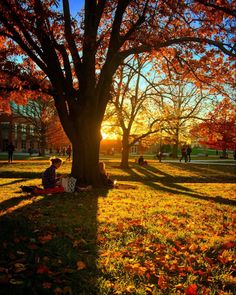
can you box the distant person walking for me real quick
[186,145,192,162]
[66,145,72,161]
[179,145,187,163]
[6,142,15,163]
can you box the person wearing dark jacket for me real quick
[42,158,63,189]
[6,142,15,163]
[186,145,192,162]
[179,145,187,162]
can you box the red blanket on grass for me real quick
[33,186,64,195]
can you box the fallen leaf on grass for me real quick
[73,238,87,247]
[38,234,53,244]
[14,263,26,273]
[223,241,236,249]
[185,284,198,295]
[76,261,86,270]
[37,264,49,274]
[16,251,25,255]
[158,274,168,289]
[125,285,135,292]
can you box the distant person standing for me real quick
[66,145,72,161]
[6,142,15,163]
[179,145,187,163]
[186,145,192,162]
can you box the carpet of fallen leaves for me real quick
[0,160,235,294]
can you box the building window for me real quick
[30,125,34,135]
[21,124,27,133]
[1,122,10,139]
[14,123,18,139]
[130,145,138,154]
[21,124,27,140]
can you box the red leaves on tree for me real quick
[191,98,236,151]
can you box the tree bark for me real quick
[120,130,130,168]
[68,114,103,186]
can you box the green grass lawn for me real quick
[0,159,235,294]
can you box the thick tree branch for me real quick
[195,0,236,17]
[62,0,82,82]
[107,0,131,55]
[0,15,48,73]
[120,0,149,45]
[120,37,236,58]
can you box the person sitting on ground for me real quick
[138,155,148,166]
[42,158,65,190]
[99,161,116,187]
[21,158,65,194]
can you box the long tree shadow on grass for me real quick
[0,189,107,295]
[118,163,236,206]
[0,171,43,179]
[114,161,236,183]
[169,162,236,183]
[118,163,199,194]
[0,179,29,187]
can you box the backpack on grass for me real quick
[20,185,42,193]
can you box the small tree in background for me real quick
[191,98,236,157]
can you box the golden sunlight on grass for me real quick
[0,160,235,294]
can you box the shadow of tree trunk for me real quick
[0,190,106,294]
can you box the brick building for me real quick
[0,112,38,152]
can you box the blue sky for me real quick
[56,0,84,16]
[69,0,84,14]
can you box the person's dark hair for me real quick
[50,158,62,165]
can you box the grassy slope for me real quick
[0,159,235,294]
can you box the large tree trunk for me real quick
[70,116,103,187]
[120,131,130,168]
[53,61,119,187]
